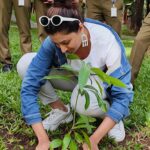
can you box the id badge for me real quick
[111,7,117,17]
[18,0,25,6]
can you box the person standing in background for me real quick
[86,0,124,36]
[32,0,50,42]
[0,0,50,72]
[130,12,150,85]
[0,0,32,72]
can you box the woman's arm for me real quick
[21,37,56,125]
[82,117,115,150]
[90,116,115,144]
[32,123,50,150]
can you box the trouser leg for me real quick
[102,0,123,36]
[86,0,103,21]
[34,0,48,42]
[130,13,150,83]
[86,0,123,35]
[13,0,32,54]
[17,53,77,105]
[71,76,109,119]
[0,0,12,64]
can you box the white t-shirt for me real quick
[68,22,121,75]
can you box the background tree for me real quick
[134,0,144,32]
[123,0,144,33]
[146,0,150,15]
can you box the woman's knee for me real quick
[17,52,37,79]
[70,85,103,117]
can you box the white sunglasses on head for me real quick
[39,15,79,27]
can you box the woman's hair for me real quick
[44,0,84,35]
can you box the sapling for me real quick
[44,54,126,150]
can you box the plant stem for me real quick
[72,90,80,129]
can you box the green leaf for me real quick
[50,139,62,150]
[91,67,111,84]
[91,67,126,88]
[146,112,150,127]
[62,133,71,150]
[75,117,86,126]
[61,64,77,73]
[101,102,107,112]
[69,139,78,150]
[78,62,91,92]
[83,90,90,110]
[84,85,106,111]
[82,131,91,150]
[88,89,107,112]
[43,75,72,81]
[84,84,99,93]
[73,124,88,129]
[75,115,89,125]
[73,124,95,130]
[74,115,96,134]
[66,53,80,60]
[74,132,84,144]
[94,78,103,95]
[108,76,126,88]
[88,117,96,123]
[76,115,96,124]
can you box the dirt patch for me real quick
[0,127,150,149]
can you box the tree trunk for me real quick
[130,0,144,33]
[135,0,144,32]
[146,0,150,15]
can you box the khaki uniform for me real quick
[130,12,150,84]
[0,0,48,65]
[86,0,123,35]
[0,0,32,64]
[34,0,48,42]
[79,0,86,17]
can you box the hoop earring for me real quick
[81,33,88,47]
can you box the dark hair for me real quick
[44,0,84,35]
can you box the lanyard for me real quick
[112,0,116,4]
[112,0,116,7]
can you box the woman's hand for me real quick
[35,140,50,150]
[32,123,50,150]
[82,137,99,150]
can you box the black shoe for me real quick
[2,64,13,72]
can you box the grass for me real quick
[0,25,150,149]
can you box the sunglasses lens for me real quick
[40,17,49,26]
[52,16,61,26]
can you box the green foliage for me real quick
[78,62,91,92]
[91,68,126,88]
[74,132,83,144]
[50,139,62,150]
[123,0,133,4]
[74,115,96,134]
[61,64,78,73]
[81,131,91,149]
[84,85,107,112]
[45,54,126,149]
[81,89,90,110]
[0,136,7,150]
[62,133,71,150]
[69,139,78,150]
[146,112,150,127]
[66,53,80,60]
[44,74,72,81]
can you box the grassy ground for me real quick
[0,25,150,150]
